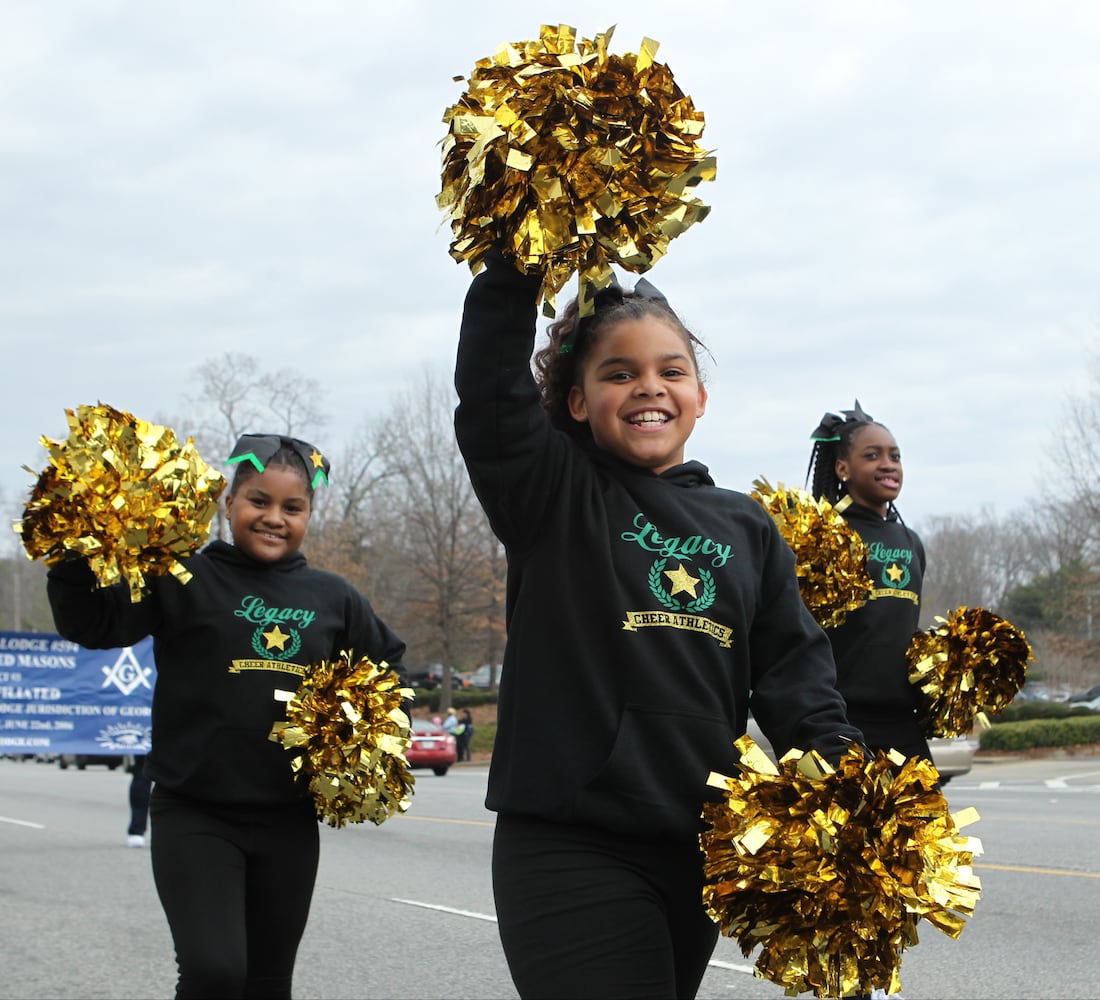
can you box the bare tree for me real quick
[372,369,505,708]
[1052,357,1100,555]
[306,418,398,596]
[0,491,53,632]
[157,353,330,540]
[918,501,1082,622]
[257,367,329,441]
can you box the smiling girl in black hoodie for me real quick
[455,252,864,1000]
[807,402,929,766]
[47,434,406,1000]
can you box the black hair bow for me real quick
[808,399,874,442]
[226,434,331,488]
[560,275,671,354]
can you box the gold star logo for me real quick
[310,450,325,469]
[263,625,291,651]
[664,563,700,598]
[886,563,904,583]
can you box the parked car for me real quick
[744,716,976,783]
[1017,681,1074,702]
[407,665,465,690]
[460,664,502,690]
[406,719,457,776]
[1067,684,1100,711]
[57,754,125,771]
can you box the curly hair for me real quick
[532,289,706,438]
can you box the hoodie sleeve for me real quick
[453,251,573,549]
[746,515,865,763]
[342,583,408,686]
[46,558,163,649]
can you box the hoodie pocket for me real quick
[570,705,734,840]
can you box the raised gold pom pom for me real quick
[17,403,225,602]
[438,24,716,314]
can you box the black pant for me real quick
[492,813,719,1000]
[150,787,319,999]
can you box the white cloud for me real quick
[2,0,1098,542]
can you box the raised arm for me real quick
[453,252,570,547]
[47,558,162,649]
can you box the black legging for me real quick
[150,787,320,999]
[492,813,719,1000]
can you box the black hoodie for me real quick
[827,499,927,756]
[47,540,407,805]
[454,253,862,842]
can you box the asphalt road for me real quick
[1,754,1097,999]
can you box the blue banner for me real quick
[0,631,155,755]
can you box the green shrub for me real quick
[992,700,1097,723]
[979,715,1100,751]
[471,723,496,755]
[409,689,498,713]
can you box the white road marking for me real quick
[1049,769,1100,789]
[391,897,498,922]
[0,815,44,829]
[391,897,759,978]
[706,958,757,976]
[956,781,1100,793]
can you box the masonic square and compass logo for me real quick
[101,646,154,697]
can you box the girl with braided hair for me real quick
[455,249,864,999]
[807,401,932,771]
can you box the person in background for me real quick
[442,707,458,735]
[806,401,930,770]
[454,249,864,1000]
[47,433,407,1000]
[126,754,153,848]
[456,707,475,762]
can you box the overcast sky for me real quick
[3,1,1098,548]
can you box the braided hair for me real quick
[532,281,706,438]
[805,401,890,505]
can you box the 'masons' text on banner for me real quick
[0,631,154,755]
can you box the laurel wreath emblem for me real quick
[251,627,302,661]
[647,559,717,613]
[881,561,911,590]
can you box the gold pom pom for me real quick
[438,23,716,314]
[701,736,982,998]
[16,403,225,602]
[269,651,415,828]
[907,606,1033,738]
[751,478,873,628]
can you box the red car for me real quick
[406,719,457,776]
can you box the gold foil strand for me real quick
[438,24,716,314]
[269,651,415,827]
[700,735,982,998]
[907,606,1032,738]
[16,403,225,602]
[751,478,873,629]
